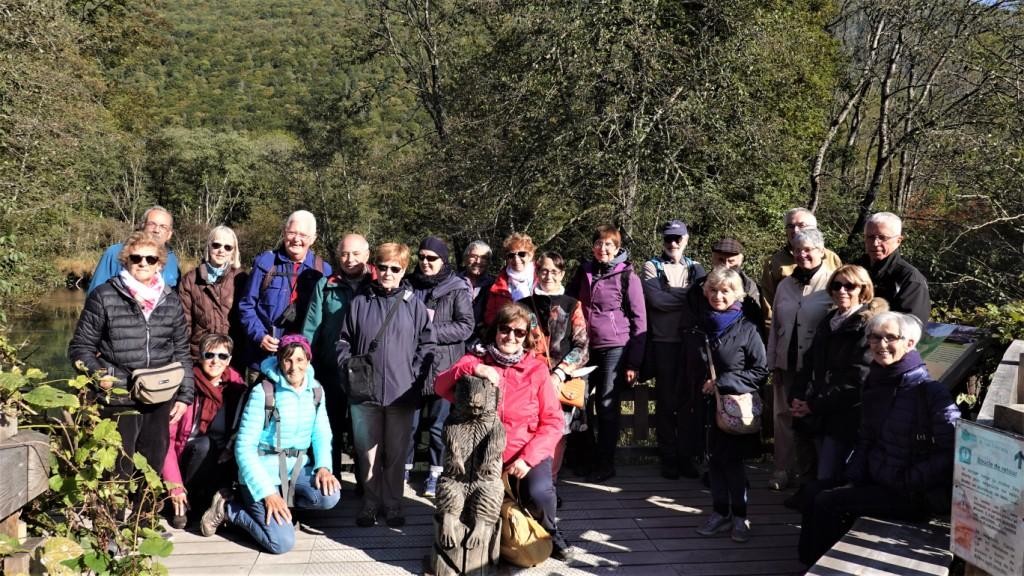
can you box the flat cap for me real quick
[712,237,744,254]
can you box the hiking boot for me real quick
[423,474,439,498]
[768,471,789,491]
[200,490,229,537]
[731,516,751,543]
[551,531,578,562]
[356,507,377,527]
[384,507,405,528]
[696,512,732,536]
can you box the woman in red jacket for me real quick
[435,302,575,562]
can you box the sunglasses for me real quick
[210,242,234,252]
[505,251,529,260]
[203,352,231,361]
[867,333,904,344]
[375,263,404,274]
[498,325,528,339]
[418,253,441,263]
[663,235,684,244]
[829,281,859,292]
[128,254,159,265]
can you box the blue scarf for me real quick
[700,302,743,341]
[868,349,926,388]
[205,261,228,284]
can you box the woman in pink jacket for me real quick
[435,302,575,562]
[163,333,246,529]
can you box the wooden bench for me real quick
[808,516,953,576]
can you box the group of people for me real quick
[67,204,960,565]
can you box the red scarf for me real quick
[193,367,243,435]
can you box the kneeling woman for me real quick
[199,335,340,554]
[435,303,575,561]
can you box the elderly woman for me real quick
[765,228,836,492]
[163,334,246,529]
[458,240,495,327]
[178,226,247,364]
[798,312,960,564]
[436,303,575,561]
[790,265,887,489]
[518,251,589,484]
[406,236,474,497]
[238,210,332,372]
[566,224,647,483]
[336,243,435,528]
[199,335,339,554]
[688,267,768,543]
[482,233,536,327]
[69,231,194,485]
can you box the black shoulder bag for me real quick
[345,293,405,403]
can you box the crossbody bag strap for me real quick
[368,292,405,352]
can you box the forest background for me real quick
[1,0,1022,328]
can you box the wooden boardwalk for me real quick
[164,463,807,576]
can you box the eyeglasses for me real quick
[145,221,171,232]
[466,254,489,262]
[867,333,904,344]
[866,234,899,244]
[128,254,159,265]
[785,222,812,230]
[203,352,231,361]
[506,251,529,260]
[375,263,404,274]
[663,235,684,244]
[537,268,562,276]
[418,253,441,263]
[498,325,528,339]
[285,231,313,241]
[210,242,234,252]
[829,281,859,292]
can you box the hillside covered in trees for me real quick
[1,0,1022,318]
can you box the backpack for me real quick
[259,254,327,296]
[646,256,698,287]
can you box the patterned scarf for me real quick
[506,264,535,302]
[119,269,165,320]
[205,261,228,284]
[486,344,525,366]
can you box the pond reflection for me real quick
[6,289,85,379]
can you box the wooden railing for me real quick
[0,421,51,574]
[976,339,1024,433]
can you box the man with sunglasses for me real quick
[856,212,930,324]
[88,205,181,294]
[641,220,706,479]
[759,208,842,335]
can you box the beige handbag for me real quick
[131,362,184,404]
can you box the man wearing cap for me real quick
[642,220,706,479]
[710,237,762,327]
[759,208,842,334]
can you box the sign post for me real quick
[951,419,1024,576]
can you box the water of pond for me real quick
[5,289,85,380]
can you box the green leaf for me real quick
[95,447,117,471]
[82,551,108,572]
[23,384,79,409]
[24,368,47,380]
[92,419,120,444]
[49,475,64,491]
[138,536,173,558]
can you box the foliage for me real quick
[933,300,1024,394]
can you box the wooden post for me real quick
[0,431,51,520]
[432,520,499,576]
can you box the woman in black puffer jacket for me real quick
[69,231,194,482]
[405,236,475,497]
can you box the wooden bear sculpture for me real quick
[432,374,506,576]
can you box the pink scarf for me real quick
[119,270,165,320]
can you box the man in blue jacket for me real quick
[87,206,180,293]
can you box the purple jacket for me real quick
[567,251,647,370]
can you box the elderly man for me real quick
[302,233,375,474]
[642,219,706,479]
[760,208,842,333]
[856,212,930,323]
[458,240,495,329]
[87,206,180,293]
[710,237,762,326]
[239,210,331,372]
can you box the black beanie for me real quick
[419,236,450,263]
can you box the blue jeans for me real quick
[227,466,341,554]
[589,346,624,468]
[816,435,852,484]
[407,395,450,473]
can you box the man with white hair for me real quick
[87,206,180,293]
[857,212,930,323]
[760,208,842,334]
[238,210,332,371]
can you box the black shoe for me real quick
[660,464,680,480]
[571,465,591,478]
[171,514,187,530]
[556,495,563,509]
[586,464,615,483]
[356,507,376,527]
[679,461,700,479]
[551,532,578,562]
[783,486,807,510]
[700,471,710,488]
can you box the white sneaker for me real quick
[696,512,732,536]
[731,517,751,543]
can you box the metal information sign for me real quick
[951,419,1024,576]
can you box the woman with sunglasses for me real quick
[162,333,246,529]
[406,236,475,497]
[789,265,887,496]
[482,233,536,328]
[336,242,435,528]
[178,225,247,365]
[435,302,576,561]
[69,231,194,490]
[798,312,959,565]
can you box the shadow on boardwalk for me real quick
[164,463,806,576]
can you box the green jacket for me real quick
[302,272,371,386]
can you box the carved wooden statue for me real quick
[432,375,506,576]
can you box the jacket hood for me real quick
[586,247,632,275]
[259,355,318,389]
[425,269,469,298]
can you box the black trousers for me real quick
[508,457,559,534]
[178,435,234,512]
[798,483,929,565]
[107,400,173,480]
[652,341,702,467]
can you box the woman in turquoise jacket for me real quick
[198,334,340,554]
